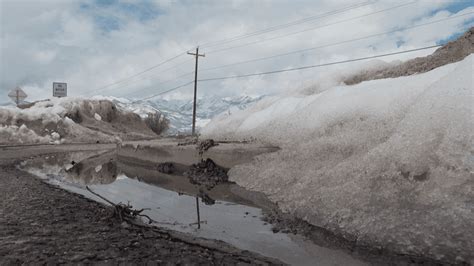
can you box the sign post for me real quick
[8,87,28,106]
[53,82,67,98]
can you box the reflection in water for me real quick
[21,152,366,266]
[23,151,256,227]
[65,153,118,185]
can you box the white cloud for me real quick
[0,0,472,103]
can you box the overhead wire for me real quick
[85,1,377,96]
[199,12,473,72]
[92,1,471,101]
[198,45,441,82]
[94,59,194,96]
[131,81,194,103]
[120,70,195,98]
[84,51,191,95]
[204,1,417,54]
[198,1,375,48]
[99,1,415,97]
[131,44,441,102]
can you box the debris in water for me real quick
[185,158,228,189]
[157,162,175,174]
[86,186,154,225]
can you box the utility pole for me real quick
[187,47,205,136]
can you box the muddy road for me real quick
[0,143,281,265]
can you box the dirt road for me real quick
[0,143,281,264]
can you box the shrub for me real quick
[144,111,169,135]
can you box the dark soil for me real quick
[0,156,281,265]
[185,158,229,189]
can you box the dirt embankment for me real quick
[0,148,281,265]
[344,27,473,85]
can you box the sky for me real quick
[0,0,473,104]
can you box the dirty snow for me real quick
[0,97,158,145]
[203,55,474,262]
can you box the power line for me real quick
[199,12,473,72]
[84,2,376,97]
[96,59,194,96]
[132,81,194,103]
[84,51,190,95]
[131,45,440,102]
[116,10,468,99]
[204,1,416,54]
[90,3,377,96]
[82,1,410,97]
[199,1,375,48]
[99,11,471,99]
[198,45,441,82]
[120,70,195,98]
[113,3,426,98]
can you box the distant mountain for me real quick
[96,95,265,134]
[143,95,265,134]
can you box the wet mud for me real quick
[0,160,279,265]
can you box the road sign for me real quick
[53,82,67,97]
[8,87,27,105]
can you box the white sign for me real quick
[53,82,67,97]
[8,87,27,105]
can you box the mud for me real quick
[0,147,282,265]
[197,139,218,155]
[185,158,229,189]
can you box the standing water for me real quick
[20,150,366,266]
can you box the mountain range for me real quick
[107,95,265,134]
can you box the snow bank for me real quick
[0,97,159,145]
[203,55,474,262]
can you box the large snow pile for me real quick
[203,55,473,262]
[0,97,162,145]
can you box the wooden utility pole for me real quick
[195,196,201,229]
[187,47,205,135]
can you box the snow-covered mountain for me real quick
[94,95,265,134]
[143,95,265,134]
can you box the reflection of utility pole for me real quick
[187,47,205,136]
[195,196,201,229]
[15,90,19,105]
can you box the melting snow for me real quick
[203,55,474,262]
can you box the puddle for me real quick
[20,151,366,266]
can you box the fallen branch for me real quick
[86,186,154,224]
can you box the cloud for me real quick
[1,0,473,103]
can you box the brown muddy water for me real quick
[19,150,367,266]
